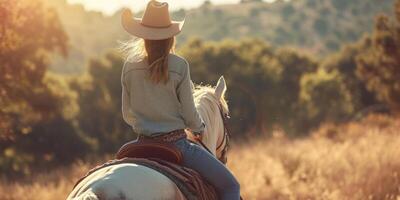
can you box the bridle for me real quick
[194,103,231,164]
[216,102,231,164]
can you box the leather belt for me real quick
[138,129,186,143]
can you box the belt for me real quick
[138,129,187,143]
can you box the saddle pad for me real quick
[73,158,218,200]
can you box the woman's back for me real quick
[120,2,240,199]
[122,53,202,136]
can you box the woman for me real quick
[120,1,240,199]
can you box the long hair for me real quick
[120,37,175,84]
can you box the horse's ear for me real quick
[214,76,227,99]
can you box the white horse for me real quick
[68,76,230,200]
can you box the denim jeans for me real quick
[173,138,240,200]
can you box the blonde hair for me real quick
[120,37,175,84]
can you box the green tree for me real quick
[71,52,132,153]
[240,0,262,3]
[300,69,354,129]
[331,0,350,10]
[180,38,318,135]
[281,4,295,19]
[0,0,67,137]
[322,41,380,115]
[180,38,276,135]
[313,18,329,36]
[273,48,319,134]
[0,0,90,175]
[356,0,400,111]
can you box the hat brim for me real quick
[121,9,184,40]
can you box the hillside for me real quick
[183,0,393,53]
[44,0,394,74]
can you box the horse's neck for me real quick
[196,104,221,156]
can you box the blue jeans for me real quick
[173,138,240,200]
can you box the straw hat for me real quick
[121,0,184,40]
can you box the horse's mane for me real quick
[192,84,228,155]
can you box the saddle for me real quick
[116,129,186,164]
[116,140,183,164]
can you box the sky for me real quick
[67,0,275,16]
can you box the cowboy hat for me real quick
[121,0,185,40]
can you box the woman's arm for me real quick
[121,64,135,126]
[177,61,205,134]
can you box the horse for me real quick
[67,76,230,200]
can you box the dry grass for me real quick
[0,161,91,200]
[1,115,400,200]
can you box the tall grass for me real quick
[1,115,399,200]
[229,115,400,200]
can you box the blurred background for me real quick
[1,0,400,199]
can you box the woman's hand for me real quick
[186,128,203,141]
[193,132,203,141]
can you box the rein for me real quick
[217,103,231,164]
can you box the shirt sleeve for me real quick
[177,61,205,134]
[121,64,135,127]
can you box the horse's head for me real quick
[191,76,230,163]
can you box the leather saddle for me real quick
[116,140,183,165]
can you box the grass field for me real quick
[1,115,399,200]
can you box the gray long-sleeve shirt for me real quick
[121,53,205,136]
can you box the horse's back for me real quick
[68,163,184,200]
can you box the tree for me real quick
[240,0,262,3]
[356,0,400,112]
[179,38,319,136]
[179,38,277,135]
[331,0,350,10]
[300,69,354,129]
[71,52,132,153]
[203,0,212,6]
[273,48,319,134]
[322,41,380,114]
[0,0,67,137]
[313,18,329,36]
[0,0,91,176]
[281,4,295,19]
